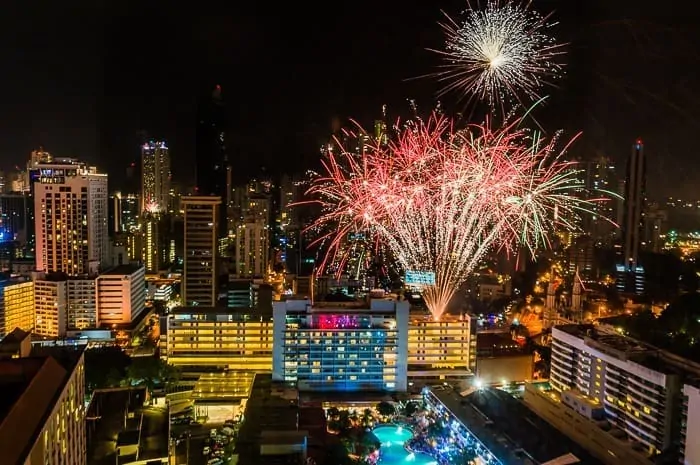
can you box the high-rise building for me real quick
[617,140,646,294]
[584,156,619,247]
[33,159,108,275]
[195,85,228,242]
[235,221,268,277]
[140,140,170,213]
[142,212,163,273]
[621,140,646,269]
[183,196,221,306]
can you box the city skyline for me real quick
[0,0,699,198]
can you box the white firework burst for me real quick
[433,1,565,109]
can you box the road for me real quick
[172,423,235,465]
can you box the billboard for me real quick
[405,270,436,287]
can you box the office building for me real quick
[195,85,228,241]
[141,211,163,273]
[272,299,409,392]
[0,278,34,337]
[407,311,476,383]
[161,306,273,373]
[549,324,700,460]
[96,264,146,326]
[140,140,170,213]
[0,330,86,465]
[183,196,221,306]
[33,159,108,275]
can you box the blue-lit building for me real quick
[272,299,408,392]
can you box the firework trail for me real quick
[305,113,603,319]
[431,1,565,110]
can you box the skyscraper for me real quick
[183,196,221,306]
[196,85,228,241]
[616,139,646,295]
[33,159,108,275]
[621,140,646,270]
[141,140,170,213]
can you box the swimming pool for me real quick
[372,425,437,465]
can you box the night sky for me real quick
[1,0,698,197]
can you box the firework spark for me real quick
[432,1,565,109]
[306,114,602,320]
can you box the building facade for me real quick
[550,324,699,460]
[96,265,146,326]
[0,278,34,337]
[183,196,221,306]
[33,159,108,275]
[272,299,409,392]
[140,140,170,213]
[407,311,476,382]
[161,306,273,373]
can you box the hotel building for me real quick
[32,158,108,275]
[549,324,700,461]
[161,306,273,374]
[407,310,476,382]
[272,299,408,392]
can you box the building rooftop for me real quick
[554,324,700,378]
[235,374,302,464]
[430,386,602,465]
[0,343,85,465]
[100,264,144,275]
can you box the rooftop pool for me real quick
[372,425,437,465]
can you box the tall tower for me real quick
[621,140,646,270]
[183,196,221,306]
[195,85,228,242]
[140,140,170,213]
[33,158,108,275]
[616,139,646,295]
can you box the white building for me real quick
[96,264,146,326]
[34,277,68,338]
[550,324,700,460]
[33,159,108,275]
[272,299,409,392]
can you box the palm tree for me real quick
[376,401,395,418]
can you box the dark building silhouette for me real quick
[196,84,229,241]
[616,139,646,295]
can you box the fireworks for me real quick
[306,114,599,320]
[432,1,564,108]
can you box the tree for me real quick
[126,356,180,391]
[84,346,130,391]
[376,401,395,418]
[360,409,374,428]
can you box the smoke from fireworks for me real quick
[432,1,565,109]
[306,114,602,319]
